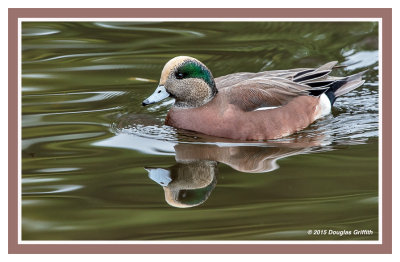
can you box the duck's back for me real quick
[215,68,307,89]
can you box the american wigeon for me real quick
[142,56,366,140]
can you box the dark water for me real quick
[21,21,379,240]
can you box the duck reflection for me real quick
[145,135,326,208]
[146,160,217,208]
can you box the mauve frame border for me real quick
[8,8,392,254]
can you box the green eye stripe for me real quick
[178,61,214,87]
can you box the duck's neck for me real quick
[173,88,218,108]
[174,93,216,108]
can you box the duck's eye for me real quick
[175,72,184,79]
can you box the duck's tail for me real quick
[293,61,367,106]
[324,70,367,105]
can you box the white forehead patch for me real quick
[159,56,201,84]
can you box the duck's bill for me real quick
[145,167,172,186]
[142,85,170,106]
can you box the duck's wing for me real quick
[215,61,339,89]
[224,77,324,111]
[215,69,305,89]
[220,61,344,111]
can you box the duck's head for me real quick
[142,56,217,108]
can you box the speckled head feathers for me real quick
[158,56,218,108]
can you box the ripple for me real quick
[49,64,138,72]
[22,132,105,150]
[343,50,379,70]
[23,184,83,195]
[22,177,61,184]
[23,91,125,104]
[22,51,134,64]
[22,28,60,37]
[94,132,176,156]
[22,73,55,79]
[93,22,205,37]
[36,167,81,173]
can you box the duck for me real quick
[142,56,366,141]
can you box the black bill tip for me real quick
[142,99,149,106]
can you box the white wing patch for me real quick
[253,106,279,111]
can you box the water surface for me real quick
[21,21,379,240]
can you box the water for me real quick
[21,21,379,240]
